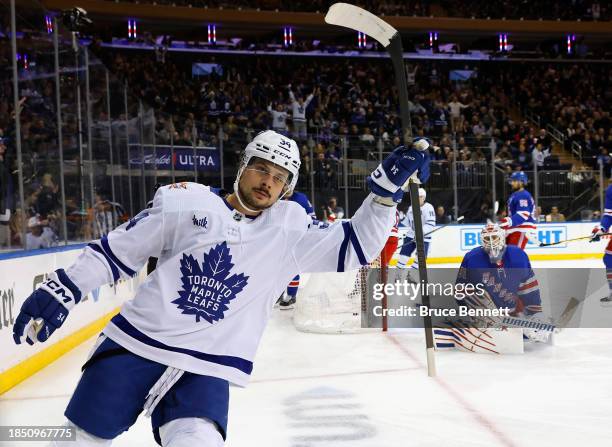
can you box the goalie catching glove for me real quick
[367,139,430,204]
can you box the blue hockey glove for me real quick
[417,149,431,184]
[367,142,430,201]
[13,269,82,345]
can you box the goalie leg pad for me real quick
[434,324,524,354]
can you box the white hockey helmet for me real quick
[418,188,426,199]
[481,223,506,263]
[233,131,301,211]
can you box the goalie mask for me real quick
[481,223,506,264]
[234,130,301,212]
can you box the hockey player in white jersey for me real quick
[12,130,430,447]
[397,187,435,282]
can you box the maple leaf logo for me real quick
[171,242,249,323]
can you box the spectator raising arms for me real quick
[321,196,345,222]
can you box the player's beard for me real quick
[238,183,276,212]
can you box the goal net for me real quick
[293,256,386,333]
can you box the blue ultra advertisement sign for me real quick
[460,225,568,251]
[128,145,220,172]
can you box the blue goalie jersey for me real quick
[456,245,542,316]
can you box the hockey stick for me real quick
[556,297,581,328]
[396,216,464,252]
[539,232,612,247]
[325,3,436,377]
[487,297,580,334]
[424,215,464,237]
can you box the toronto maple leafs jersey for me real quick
[402,202,435,242]
[64,182,395,386]
[599,184,612,232]
[506,189,536,235]
[288,90,314,122]
[288,191,315,218]
[456,246,542,316]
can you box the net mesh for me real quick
[293,256,382,333]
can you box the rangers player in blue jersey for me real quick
[12,130,430,447]
[278,189,316,308]
[498,171,537,250]
[591,182,612,306]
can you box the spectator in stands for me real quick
[82,1,612,21]
[25,215,56,250]
[111,1,430,15]
[494,145,513,167]
[35,174,60,219]
[472,119,486,137]
[362,126,376,144]
[288,85,316,142]
[516,145,532,170]
[268,102,289,135]
[9,209,24,248]
[436,205,452,224]
[313,152,335,189]
[321,196,344,222]
[93,193,126,238]
[597,148,611,177]
[532,143,550,167]
[447,96,469,132]
[546,206,566,222]
[568,165,594,186]
[536,129,551,151]
[0,137,11,247]
[324,143,342,162]
[442,0,609,21]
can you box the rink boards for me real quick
[395,221,605,264]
